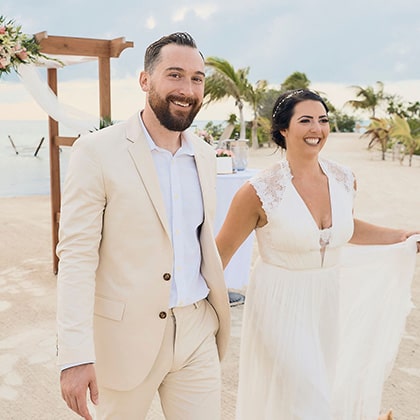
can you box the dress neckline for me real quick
[281,158,333,232]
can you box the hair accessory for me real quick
[272,89,305,119]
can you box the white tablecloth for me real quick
[215,169,258,289]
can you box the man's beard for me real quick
[148,87,202,132]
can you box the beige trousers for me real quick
[96,299,221,420]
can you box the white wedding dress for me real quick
[236,158,419,420]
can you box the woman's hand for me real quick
[350,220,420,252]
[405,231,420,253]
[404,231,420,253]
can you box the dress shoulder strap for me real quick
[249,160,292,214]
[320,158,355,193]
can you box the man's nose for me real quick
[178,79,194,96]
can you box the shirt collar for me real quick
[138,111,195,156]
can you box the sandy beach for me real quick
[0,133,419,419]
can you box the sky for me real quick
[1,0,420,122]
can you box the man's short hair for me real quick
[144,32,202,73]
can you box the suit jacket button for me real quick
[159,311,167,319]
[163,273,171,281]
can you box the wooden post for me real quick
[35,33,133,273]
[47,68,61,274]
[98,57,111,120]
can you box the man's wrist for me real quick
[60,361,95,371]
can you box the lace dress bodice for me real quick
[250,158,355,269]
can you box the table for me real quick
[215,169,258,290]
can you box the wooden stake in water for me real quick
[34,137,45,157]
[8,135,19,155]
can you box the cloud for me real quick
[172,4,218,22]
[146,16,157,30]
[2,0,420,120]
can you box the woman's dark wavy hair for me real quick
[271,89,329,149]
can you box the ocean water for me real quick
[0,120,73,197]
[0,119,213,197]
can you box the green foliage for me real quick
[204,56,269,148]
[386,95,420,118]
[204,57,251,139]
[0,15,59,77]
[202,64,419,158]
[226,113,237,124]
[227,119,271,147]
[281,72,311,91]
[362,117,392,160]
[408,118,420,136]
[99,116,114,129]
[259,88,282,121]
[389,115,420,165]
[346,82,386,118]
[0,15,41,76]
[204,121,224,140]
[330,111,357,133]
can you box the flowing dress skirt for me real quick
[236,236,419,420]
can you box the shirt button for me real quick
[163,273,171,281]
[159,311,167,319]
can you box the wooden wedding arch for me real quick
[35,32,134,273]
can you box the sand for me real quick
[0,133,419,419]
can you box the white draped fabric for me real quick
[18,58,98,133]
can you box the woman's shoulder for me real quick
[251,159,291,185]
[249,160,292,212]
[320,157,355,192]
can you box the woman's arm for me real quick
[350,218,420,251]
[216,182,266,269]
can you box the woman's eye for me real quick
[299,119,311,124]
[320,118,330,124]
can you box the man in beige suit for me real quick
[56,32,230,420]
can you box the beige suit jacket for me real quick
[56,113,230,391]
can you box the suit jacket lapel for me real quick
[125,114,171,237]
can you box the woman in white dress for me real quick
[216,89,420,420]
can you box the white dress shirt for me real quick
[140,114,209,308]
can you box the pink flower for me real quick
[0,26,6,34]
[0,56,10,69]
[15,48,28,61]
[216,148,233,157]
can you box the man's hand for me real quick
[60,363,98,420]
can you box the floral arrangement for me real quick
[0,15,45,77]
[195,129,214,144]
[215,148,233,158]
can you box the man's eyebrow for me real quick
[165,66,184,72]
[165,67,205,77]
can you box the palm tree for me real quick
[204,57,251,139]
[362,117,392,160]
[346,81,385,118]
[245,79,268,149]
[281,71,310,91]
[390,115,420,166]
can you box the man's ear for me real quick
[139,71,149,92]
